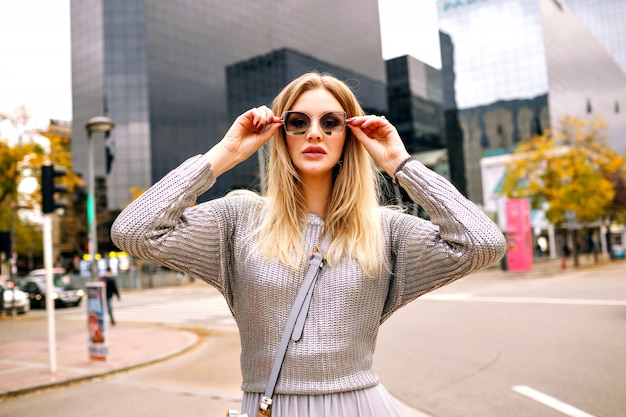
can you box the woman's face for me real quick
[284,88,347,180]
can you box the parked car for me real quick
[20,268,84,308]
[1,283,30,314]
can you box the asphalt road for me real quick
[2,261,625,417]
[375,263,626,417]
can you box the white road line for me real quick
[513,385,596,417]
[422,294,626,306]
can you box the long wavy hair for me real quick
[254,72,387,278]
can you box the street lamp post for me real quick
[85,116,115,280]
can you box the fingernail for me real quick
[347,117,355,122]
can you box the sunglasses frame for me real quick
[282,110,347,136]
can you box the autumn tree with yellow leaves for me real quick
[1,108,84,268]
[0,108,46,264]
[501,116,625,264]
[502,116,624,225]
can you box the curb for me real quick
[0,327,200,402]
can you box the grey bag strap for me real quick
[259,236,330,413]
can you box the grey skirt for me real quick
[240,383,405,417]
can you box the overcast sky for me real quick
[0,0,440,127]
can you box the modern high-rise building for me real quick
[565,0,626,74]
[437,0,626,206]
[70,0,385,211]
[385,55,459,193]
[385,56,445,155]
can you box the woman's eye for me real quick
[322,118,340,128]
[291,118,308,128]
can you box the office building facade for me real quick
[437,0,626,206]
[565,0,626,74]
[385,56,445,154]
[70,0,385,210]
[385,55,460,193]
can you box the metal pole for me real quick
[87,131,98,280]
[43,213,57,373]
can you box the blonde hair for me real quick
[254,72,386,278]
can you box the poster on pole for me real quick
[86,282,108,362]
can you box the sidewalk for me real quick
[467,253,619,280]
[0,256,621,414]
[0,320,432,416]
[0,320,198,400]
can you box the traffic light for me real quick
[42,165,69,214]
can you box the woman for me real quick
[111,72,506,416]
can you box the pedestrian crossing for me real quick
[115,297,237,328]
[63,294,237,329]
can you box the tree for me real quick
[606,165,626,225]
[0,110,83,270]
[0,108,46,270]
[0,108,46,229]
[501,116,624,265]
[38,119,83,196]
[39,120,91,263]
[0,140,45,209]
[502,116,623,225]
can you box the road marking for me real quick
[422,294,626,306]
[422,293,474,301]
[60,297,237,328]
[513,385,596,417]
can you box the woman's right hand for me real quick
[204,106,283,177]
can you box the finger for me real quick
[251,106,279,132]
[348,115,387,131]
[353,114,386,122]
[258,119,282,139]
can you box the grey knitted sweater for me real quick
[110,155,506,395]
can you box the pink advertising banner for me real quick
[505,199,533,272]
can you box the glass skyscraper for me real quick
[70,0,385,210]
[437,0,626,205]
[385,56,445,155]
[566,0,626,74]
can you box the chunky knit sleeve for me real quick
[381,159,506,321]
[110,155,235,297]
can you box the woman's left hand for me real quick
[347,115,411,177]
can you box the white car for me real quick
[21,268,84,308]
[2,284,30,314]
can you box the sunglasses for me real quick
[282,111,347,136]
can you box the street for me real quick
[376,261,626,416]
[1,260,625,417]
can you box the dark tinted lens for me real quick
[320,111,346,135]
[284,112,310,135]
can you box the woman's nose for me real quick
[305,119,323,141]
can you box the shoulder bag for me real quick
[227,236,329,417]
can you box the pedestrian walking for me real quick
[111,72,506,417]
[100,267,120,325]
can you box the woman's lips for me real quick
[303,146,326,158]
